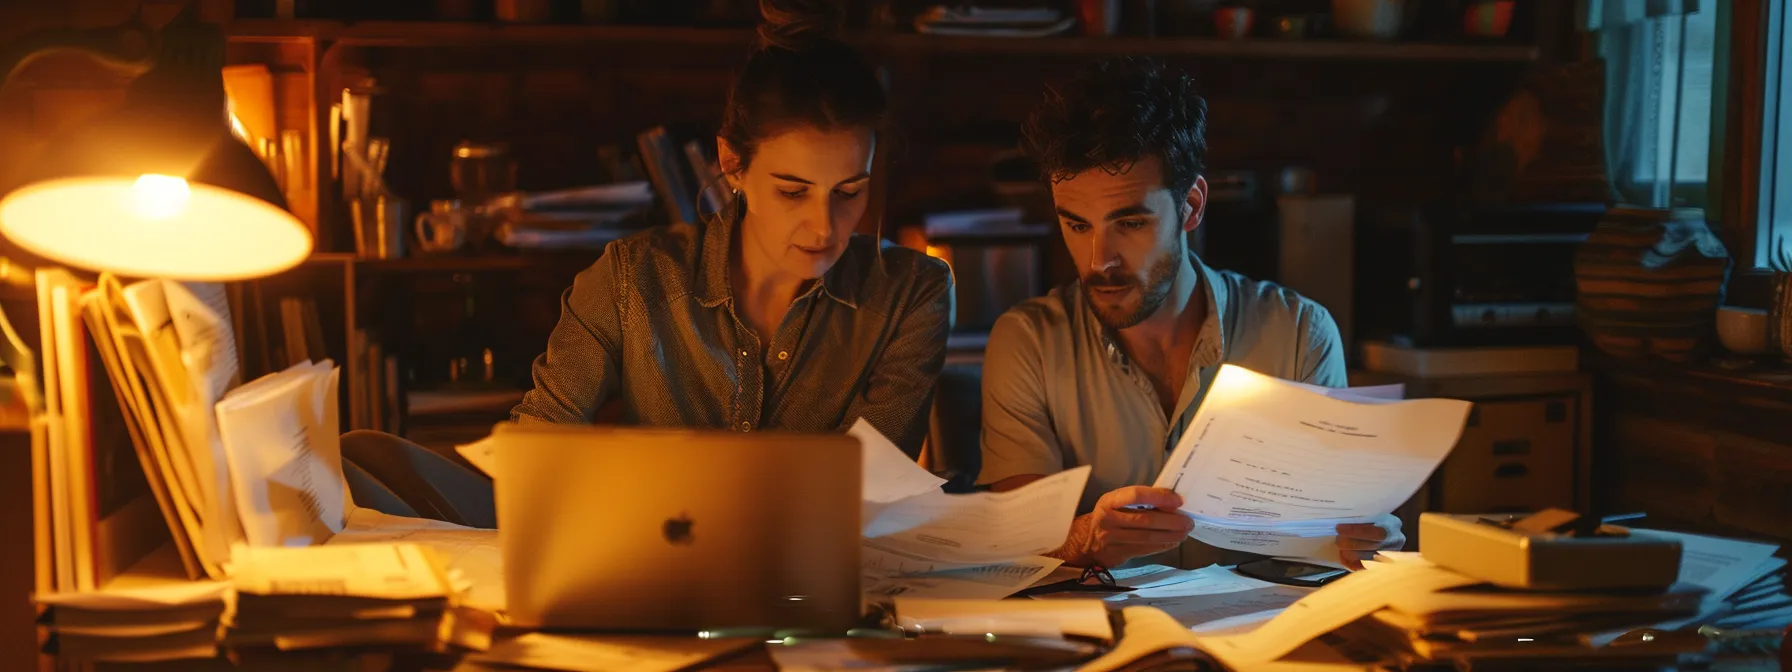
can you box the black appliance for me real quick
[1360,202,1607,348]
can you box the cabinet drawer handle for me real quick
[1493,464,1529,478]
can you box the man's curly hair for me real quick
[1020,57,1207,199]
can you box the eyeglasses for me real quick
[1013,565,1136,598]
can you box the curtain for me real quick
[1583,0,1704,207]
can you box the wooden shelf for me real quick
[226,19,755,46]
[873,33,1538,62]
[339,252,601,274]
[227,19,1539,62]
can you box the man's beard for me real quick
[1082,251,1180,331]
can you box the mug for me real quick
[351,193,408,259]
[1214,6,1254,39]
[415,200,469,254]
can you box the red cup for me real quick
[1214,6,1255,39]
[1463,0,1515,38]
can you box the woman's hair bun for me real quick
[756,0,845,52]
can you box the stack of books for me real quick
[1343,567,1709,665]
[36,559,228,664]
[227,543,459,654]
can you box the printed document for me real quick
[330,507,504,613]
[865,466,1089,565]
[861,540,1060,601]
[466,633,758,672]
[231,542,450,601]
[852,418,946,531]
[1153,366,1470,562]
[1197,561,1481,665]
[215,360,348,547]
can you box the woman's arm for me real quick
[839,263,953,458]
[511,248,626,424]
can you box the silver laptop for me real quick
[492,423,861,632]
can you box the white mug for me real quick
[415,200,468,253]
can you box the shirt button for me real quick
[777,351,789,361]
[739,350,748,358]
[739,421,752,432]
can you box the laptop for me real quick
[492,423,862,632]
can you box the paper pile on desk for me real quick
[462,633,759,672]
[1153,365,1470,564]
[1035,565,1314,635]
[328,507,505,614]
[227,542,459,653]
[35,551,229,663]
[1594,529,1789,639]
[1191,557,1709,669]
[851,419,1087,601]
[57,271,352,590]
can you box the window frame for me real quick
[1717,0,1774,307]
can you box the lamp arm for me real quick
[0,9,157,90]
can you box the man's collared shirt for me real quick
[977,252,1346,513]
[511,214,954,456]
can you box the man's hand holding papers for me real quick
[1153,365,1469,568]
[1047,486,1193,569]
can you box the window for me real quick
[1596,3,1719,209]
[1761,0,1792,269]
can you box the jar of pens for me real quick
[337,83,406,259]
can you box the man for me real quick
[978,57,1402,570]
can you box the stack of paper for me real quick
[1604,529,1789,636]
[462,633,758,672]
[1047,565,1314,636]
[227,543,458,653]
[36,564,229,664]
[327,507,505,614]
[851,420,1087,602]
[1346,580,1710,665]
[1152,365,1470,565]
[51,272,248,590]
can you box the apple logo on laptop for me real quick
[663,513,695,546]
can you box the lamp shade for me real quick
[0,175,311,282]
[0,14,312,281]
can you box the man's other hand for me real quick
[1052,486,1194,568]
[1335,514,1406,570]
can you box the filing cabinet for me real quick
[1348,371,1594,549]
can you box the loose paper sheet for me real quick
[893,597,1114,642]
[330,507,505,612]
[231,542,450,601]
[215,361,347,547]
[861,539,1060,601]
[1195,561,1481,665]
[464,633,757,672]
[1153,366,1469,562]
[866,466,1089,565]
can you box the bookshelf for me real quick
[226,19,1539,63]
[219,11,1555,446]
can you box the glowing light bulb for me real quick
[132,175,190,220]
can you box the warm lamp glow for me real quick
[0,176,312,281]
[132,174,191,220]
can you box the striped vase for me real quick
[1574,207,1731,362]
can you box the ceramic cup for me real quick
[1214,6,1254,39]
[1717,306,1774,355]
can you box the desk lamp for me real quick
[0,5,311,282]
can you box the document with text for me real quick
[865,466,1089,565]
[1153,366,1470,562]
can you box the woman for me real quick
[509,0,954,456]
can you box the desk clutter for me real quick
[21,268,1790,668]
